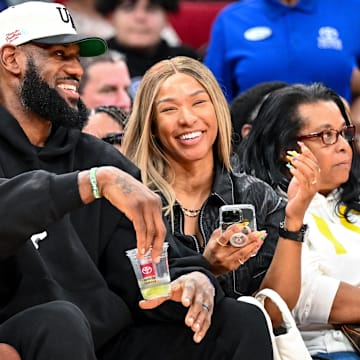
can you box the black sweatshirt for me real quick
[0,105,221,350]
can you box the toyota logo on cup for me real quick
[140,263,155,278]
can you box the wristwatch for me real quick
[278,221,308,242]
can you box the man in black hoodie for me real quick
[0,2,273,360]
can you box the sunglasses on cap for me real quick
[101,132,124,146]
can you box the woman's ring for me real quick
[202,303,210,312]
[216,238,227,247]
[311,179,317,185]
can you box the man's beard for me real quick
[20,59,89,129]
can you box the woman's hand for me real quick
[203,224,267,276]
[286,142,320,226]
[139,271,216,343]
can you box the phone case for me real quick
[219,204,257,231]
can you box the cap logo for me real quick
[5,29,21,43]
[56,6,76,31]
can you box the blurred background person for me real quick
[79,50,132,112]
[204,0,360,122]
[230,81,288,171]
[95,0,200,98]
[57,0,182,44]
[230,81,288,143]
[82,105,127,152]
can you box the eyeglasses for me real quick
[297,125,355,145]
[101,132,124,146]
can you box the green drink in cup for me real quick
[126,242,171,300]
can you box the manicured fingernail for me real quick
[297,141,305,148]
[257,230,267,241]
[287,150,299,157]
[286,163,293,170]
[286,155,297,162]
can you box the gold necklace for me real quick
[178,202,201,217]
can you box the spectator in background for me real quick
[237,83,360,358]
[230,81,288,144]
[79,50,132,112]
[57,0,182,44]
[204,0,360,122]
[95,0,199,98]
[83,105,127,152]
[230,81,288,172]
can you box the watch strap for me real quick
[279,221,308,242]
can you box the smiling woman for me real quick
[122,56,320,332]
[153,72,219,165]
[237,82,360,359]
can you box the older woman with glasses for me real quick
[238,82,360,359]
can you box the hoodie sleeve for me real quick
[0,170,82,259]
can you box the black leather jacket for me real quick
[167,163,286,298]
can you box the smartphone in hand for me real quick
[219,204,257,247]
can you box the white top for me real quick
[292,190,360,355]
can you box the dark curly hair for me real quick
[95,0,179,15]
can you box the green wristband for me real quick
[89,167,101,199]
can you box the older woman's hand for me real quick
[139,271,215,343]
[286,142,320,223]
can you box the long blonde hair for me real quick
[122,56,232,216]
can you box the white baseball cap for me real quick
[0,1,107,57]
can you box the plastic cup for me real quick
[126,242,171,300]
